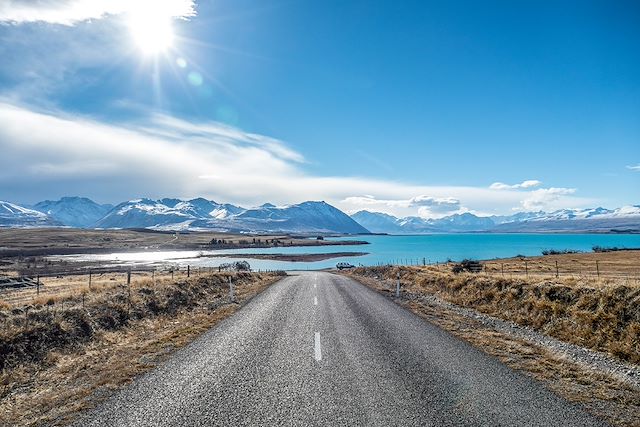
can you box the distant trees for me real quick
[592,245,640,253]
[541,249,580,255]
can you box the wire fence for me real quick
[361,256,640,282]
[2,253,639,307]
[0,264,284,308]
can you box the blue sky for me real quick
[0,0,638,217]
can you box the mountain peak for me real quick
[31,197,112,228]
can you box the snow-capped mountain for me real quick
[0,201,61,227]
[351,211,406,233]
[94,199,367,234]
[351,206,640,234]
[94,198,245,229]
[31,197,113,228]
[224,201,369,234]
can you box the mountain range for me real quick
[0,197,367,234]
[351,206,640,234]
[0,197,638,234]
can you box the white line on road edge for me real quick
[314,296,318,306]
[314,332,322,361]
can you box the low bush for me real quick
[452,259,482,274]
[592,246,640,253]
[541,249,581,255]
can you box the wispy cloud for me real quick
[0,101,594,215]
[0,0,196,25]
[627,164,640,172]
[519,187,576,211]
[489,180,542,190]
[342,195,463,218]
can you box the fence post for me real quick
[501,263,504,277]
[127,269,131,285]
[596,260,600,278]
[555,260,559,278]
[36,274,40,296]
[187,265,190,278]
[229,276,235,303]
[88,269,92,290]
[396,272,400,298]
[525,260,528,278]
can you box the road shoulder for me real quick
[342,271,640,427]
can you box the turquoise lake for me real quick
[207,234,640,270]
[59,233,640,271]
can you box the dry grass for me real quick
[0,270,207,308]
[483,250,640,281]
[350,264,640,364]
[350,273,640,427]
[0,271,283,426]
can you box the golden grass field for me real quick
[482,250,640,281]
[0,269,217,308]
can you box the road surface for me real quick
[76,272,606,426]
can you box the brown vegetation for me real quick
[349,265,640,364]
[483,249,640,280]
[0,228,365,259]
[0,270,206,308]
[0,271,284,426]
[345,265,640,426]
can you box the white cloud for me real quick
[0,0,196,25]
[341,195,462,218]
[0,101,595,215]
[489,180,542,190]
[519,188,577,211]
[408,196,461,217]
[627,164,640,172]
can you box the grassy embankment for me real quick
[0,270,284,426]
[343,250,640,426]
[349,261,639,363]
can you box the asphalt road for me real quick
[76,272,606,426]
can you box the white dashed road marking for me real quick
[314,332,322,362]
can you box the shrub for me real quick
[541,249,581,256]
[452,259,482,274]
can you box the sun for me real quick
[128,10,175,55]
